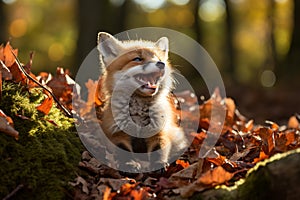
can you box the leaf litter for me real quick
[1,42,300,199]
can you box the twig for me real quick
[3,184,24,200]
[10,49,73,118]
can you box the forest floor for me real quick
[1,42,300,199]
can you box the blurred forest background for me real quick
[0,0,299,123]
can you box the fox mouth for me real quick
[134,71,164,94]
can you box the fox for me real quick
[96,32,188,173]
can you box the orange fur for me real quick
[96,32,187,171]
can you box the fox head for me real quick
[97,32,173,97]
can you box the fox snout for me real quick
[142,61,165,72]
[156,61,165,70]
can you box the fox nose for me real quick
[156,61,165,70]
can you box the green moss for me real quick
[192,149,300,200]
[0,81,84,199]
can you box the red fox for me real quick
[96,32,187,172]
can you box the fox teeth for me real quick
[137,76,147,84]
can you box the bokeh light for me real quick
[147,10,167,26]
[133,0,165,12]
[48,43,65,62]
[9,19,28,38]
[199,0,226,22]
[261,70,276,87]
[170,0,190,6]
[175,9,194,27]
[2,0,16,4]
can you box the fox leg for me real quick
[147,136,171,171]
[110,133,142,173]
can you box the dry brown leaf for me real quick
[95,77,104,106]
[257,127,275,154]
[288,116,299,129]
[0,42,18,67]
[0,60,12,80]
[176,159,190,168]
[225,98,235,121]
[102,187,112,200]
[130,189,147,200]
[36,96,53,115]
[253,151,269,163]
[69,176,89,195]
[85,79,98,106]
[98,178,135,191]
[169,162,198,181]
[0,109,19,139]
[46,67,78,110]
[198,166,233,186]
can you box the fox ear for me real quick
[97,32,123,66]
[155,37,169,60]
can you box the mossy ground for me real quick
[191,149,300,200]
[0,81,84,199]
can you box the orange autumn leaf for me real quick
[102,187,112,200]
[85,79,100,106]
[198,166,234,186]
[176,159,190,168]
[95,77,104,106]
[288,116,299,129]
[0,42,18,67]
[243,119,254,132]
[0,43,38,88]
[285,130,296,146]
[225,97,235,121]
[36,96,53,115]
[257,127,275,154]
[130,189,147,200]
[253,151,269,163]
[120,183,136,196]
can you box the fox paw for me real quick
[151,161,169,173]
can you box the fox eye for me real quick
[132,57,143,62]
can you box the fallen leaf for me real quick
[98,178,135,191]
[0,109,19,139]
[198,166,234,186]
[37,72,52,85]
[120,183,136,196]
[225,98,235,122]
[102,187,112,200]
[69,176,89,195]
[130,189,147,200]
[288,116,299,129]
[243,119,254,132]
[0,42,18,67]
[156,177,177,189]
[176,159,190,168]
[253,151,269,163]
[47,67,79,110]
[169,162,198,181]
[36,96,53,115]
[257,127,275,154]
[0,60,12,80]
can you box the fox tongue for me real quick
[146,81,157,89]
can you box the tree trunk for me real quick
[264,0,277,72]
[224,0,235,83]
[74,0,128,73]
[0,1,7,43]
[191,0,201,43]
[279,0,300,82]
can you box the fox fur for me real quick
[96,32,187,172]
